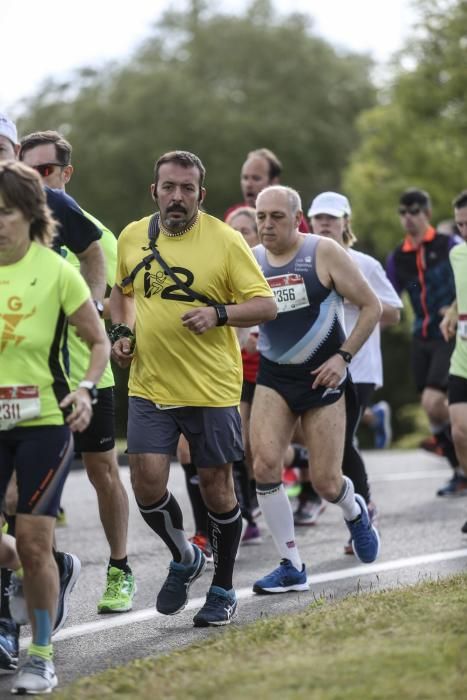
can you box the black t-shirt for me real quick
[45,187,101,254]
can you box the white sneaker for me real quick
[294,498,326,526]
[11,655,57,694]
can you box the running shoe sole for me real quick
[253,581,309,595]
[194,606,238,627]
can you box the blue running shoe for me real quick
[346,494,381,563]
[372,401,392,449]
[156,544,206,615]
[253,559,309,595]
[193,586,238,627]
[436,473,467,497]
[0,617,19,673]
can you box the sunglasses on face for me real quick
[32,162,65,177]
[398,205,422,216]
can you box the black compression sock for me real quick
[208,504,242,590]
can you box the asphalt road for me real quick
[1,449,466,696]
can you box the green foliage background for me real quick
[15,0,467,441]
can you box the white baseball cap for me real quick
[0,113,18,145]
[307,191,351,218]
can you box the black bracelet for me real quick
[108,323,135,346]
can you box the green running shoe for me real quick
[97,567,136,613]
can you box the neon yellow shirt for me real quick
[449,243,467,379]
[0,242,90,426]
[62,210,116,390]
[116,212,273,406]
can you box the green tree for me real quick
[343,0,467,259]
[343,0,467,442]
[17,0,376,236]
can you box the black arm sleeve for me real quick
[45,187,102,254]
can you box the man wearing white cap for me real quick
[308,191,402,553]
[249,185,382,595]
[0,114,20,160]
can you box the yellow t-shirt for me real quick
[116,212,273,406]
[0,242,90,426]
[62,210,117,390]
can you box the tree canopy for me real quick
[343,0,467,258]
[17,0,376,235]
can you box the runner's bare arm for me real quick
[311,240,381,389]
[61,299,110,432]
[380,302,401,328]
[440,300,458,341]
[76,240,107,302]
[181,296,276,335]
[109,284,136,367]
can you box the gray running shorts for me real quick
[127,398,244,467]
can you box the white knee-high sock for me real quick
[332,475,361,521]
[256,482,302,571]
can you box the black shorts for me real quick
[73,387,115,453]
[448,374,467,405]
[0,425,73,516]
[411,337,454,393]
[127,398,244,467]
[241,380,256,405]
[353,383,376,412]
[256,355,347,414]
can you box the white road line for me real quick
[370,469,450,482]
[20,548,467,649]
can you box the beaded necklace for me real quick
[160,212,200,238]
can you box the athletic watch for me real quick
[214,304,229,327]
[93,300,104,318]
[78,380,99,405]
[336,349,353,364]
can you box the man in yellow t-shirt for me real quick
[110,150,276,627]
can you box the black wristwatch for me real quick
[336,349,353,364]
[93,300,104,318]
[78,380,99,405]
[214,305,228,326]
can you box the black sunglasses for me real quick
[32,162,65,177]
[398,205,422,216]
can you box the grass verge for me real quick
[56,574,466,700]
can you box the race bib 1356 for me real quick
[267,274,309,313]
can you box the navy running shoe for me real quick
[436,473,467,497]
[253,559,309,595]
[54,552,81,634]
[156,544,206,615]
[346,494,380,563]
[0,617,19,674]
[193,586,237,627]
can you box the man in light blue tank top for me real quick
[249,186,382,594]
